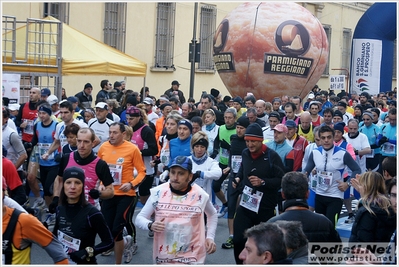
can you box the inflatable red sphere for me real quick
[213,2,329,101]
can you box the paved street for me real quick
[30,204,237,265]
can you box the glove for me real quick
[48,196,59,214]
[159,170,169,183]
[220,140,231,150]
[193,171,202,180]
[89,189,101,199]
[23,142,32,150]
[378,136,388,146]
[69,249,88,263]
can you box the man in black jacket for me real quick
[75,83,93,109]
[231,123,285,264]
[268,171,342,244]
[164,80,186,104]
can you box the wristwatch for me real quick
[85,247,94,260]
[148,222,153,231]
[260,180,265,186]
[347,179,352,187]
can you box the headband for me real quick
[38,106,52,116]
[192,138,209,149]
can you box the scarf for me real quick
[206,122,216,131]
[191,152,208,165]
[250,144,267,160]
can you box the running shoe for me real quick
[123,235,133,263]
[221,236,234,249]
[31,198,45,209]
[101,249,113,256]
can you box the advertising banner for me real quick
[350,39,382,96]
[2,73,21,104]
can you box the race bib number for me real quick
[160,149,170,165]
[38,143,54,160]
[108,164,123,185]
[382,143,396,154]
[317,170,333,190]
[24,119,34,135]
[239,185,263,213]
[58,230,81,264]
[231,155,242,173]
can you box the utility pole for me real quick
[189,2,198,99]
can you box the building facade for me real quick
[2,2,397,103]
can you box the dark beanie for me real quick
[126,95,137,106]
[192,138,209,149]
[210,88,220,98]
[223,96,232,102]
[244,123,264,141]
[233,96,243,105]
[63,167,85,184]
[333,110,343,119]
[334,122,345,134]
[160,103,172,110]
[337,101,347,108]
[237,116,250,128]
[178,119,193,133]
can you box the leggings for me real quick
[125,196,138,242]
[212,163,228,193]
[227,175,240,219]
[102,195,136,241]
[233,206,275,264]
[315,194,343,227]
[39,165,59,196]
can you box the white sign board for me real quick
[350,39,382,96]
[2,73,21,104]
[329,75,346,91]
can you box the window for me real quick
[104,3,127,52]
[198,4,216,70]
[43,3,69,24]
[341,28,352,75]
[154,3,176,69]
[323,25,331,75]
[393,39,397,79]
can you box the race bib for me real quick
[24,119,34,135]
[317,170,333,190]
[38,143,54,160]
[108,164,123,185]
[239,185,263,213]
[160,149,170,165]
[231,155,242,173]
[57,230,81,264]
[382,143,396,154]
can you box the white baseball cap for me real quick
[47,95,59,106]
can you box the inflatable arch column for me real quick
[350,3,397,95]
